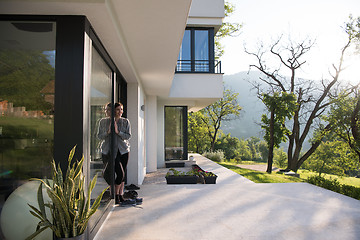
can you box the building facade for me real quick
[0,0,224,239]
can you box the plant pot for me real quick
[165,175,198,184]
[55,233,86,240]
[204,175,217,184]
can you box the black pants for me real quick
[114,151,129,185]
[102,151,129,185]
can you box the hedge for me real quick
[307,175,360,200]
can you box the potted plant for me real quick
[202,171,218,184]
[191,164,218,184]
[26,146,109,240]
[165,168,199,184]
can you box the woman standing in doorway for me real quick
[97,102,133,206]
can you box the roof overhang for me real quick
[0,0,192,96]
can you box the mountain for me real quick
[222,71,265,140]
[222,71,311,150]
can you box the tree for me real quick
[261,92,297,173]
[215,1,242,58]
[214,133,241,160]
[247,136,261,160]
[258,141,269,162]
[323,16,360,162]
[325,89,360,161]
[0,49,54,112]
[274,148,287,169]
[200,89,242,151]
[188,111,211,153]
[304,140,358,177]
[188,89,242,152]
[245,17,359,172]
[238,138,252,160]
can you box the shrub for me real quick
[203,150,224,162]
[307,175,360,200]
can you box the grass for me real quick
[298,169,360,188]
[220,161,360,187]
[219,162,304,183]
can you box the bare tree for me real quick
[245,29,355,172]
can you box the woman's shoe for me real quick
[115,195,120,204]
[120,199,136,207]
[134,197,143,205]
[125,184,140,190]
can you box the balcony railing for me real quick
[176,60,222,73]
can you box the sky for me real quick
[221,0,360,84]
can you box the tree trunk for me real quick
[266,110,275,173]
[210,127,219,152]
[351,96,360,152]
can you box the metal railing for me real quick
[176,60,222,73]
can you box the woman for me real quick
[97,102,133,205]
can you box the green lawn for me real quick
[220,162,304,183]
[220,162,360,187]
[297,169,360,187]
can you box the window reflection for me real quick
[178,30,191,71]
[88,47,112,230]
[177,28,211,72]
[165,106,186,160]
[0,21,56,239]
[195,30,209,72]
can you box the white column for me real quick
[127,82,141,184]
[146,96,157,172]
[157,102,165,168]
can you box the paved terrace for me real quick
[94,154,360,240]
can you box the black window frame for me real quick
[176,27,215,73]
[164,106,188,161]
[0,14,127,240]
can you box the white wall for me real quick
[189,0,224,18]
[157,101,165,168]
[127,82,146,185]
[169,73,223,98]
[187,0,224,29]
[145,95,158,173]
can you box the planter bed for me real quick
[203,175,217,184]
[165,166,218,184]
[165,175,199,184]
[192,164,218,184]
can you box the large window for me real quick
[177,28,215,73]
[0,21,56,238]
[88,46,113,231]
[164,106,188,160]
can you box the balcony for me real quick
[175,60,222,73]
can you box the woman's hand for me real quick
[114,118,119,134]
[107,123,111,134]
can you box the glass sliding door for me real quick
[88,46,112,231]
[177,29,191,71]
[176,28,214,73]
[164,106,188,160]
[194,30,209,72]
[0,20,56,239]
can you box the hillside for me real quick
[222,71,264,139]
[222,71,312,150]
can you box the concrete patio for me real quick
[94,154,360,240]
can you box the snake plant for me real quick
[26,146,109,239]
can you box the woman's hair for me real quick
[114,102,123,109]
[105,102,123,110]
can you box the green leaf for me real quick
[36,182,47,220]
[25,226,49,240]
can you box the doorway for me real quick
[164,106,188,160]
